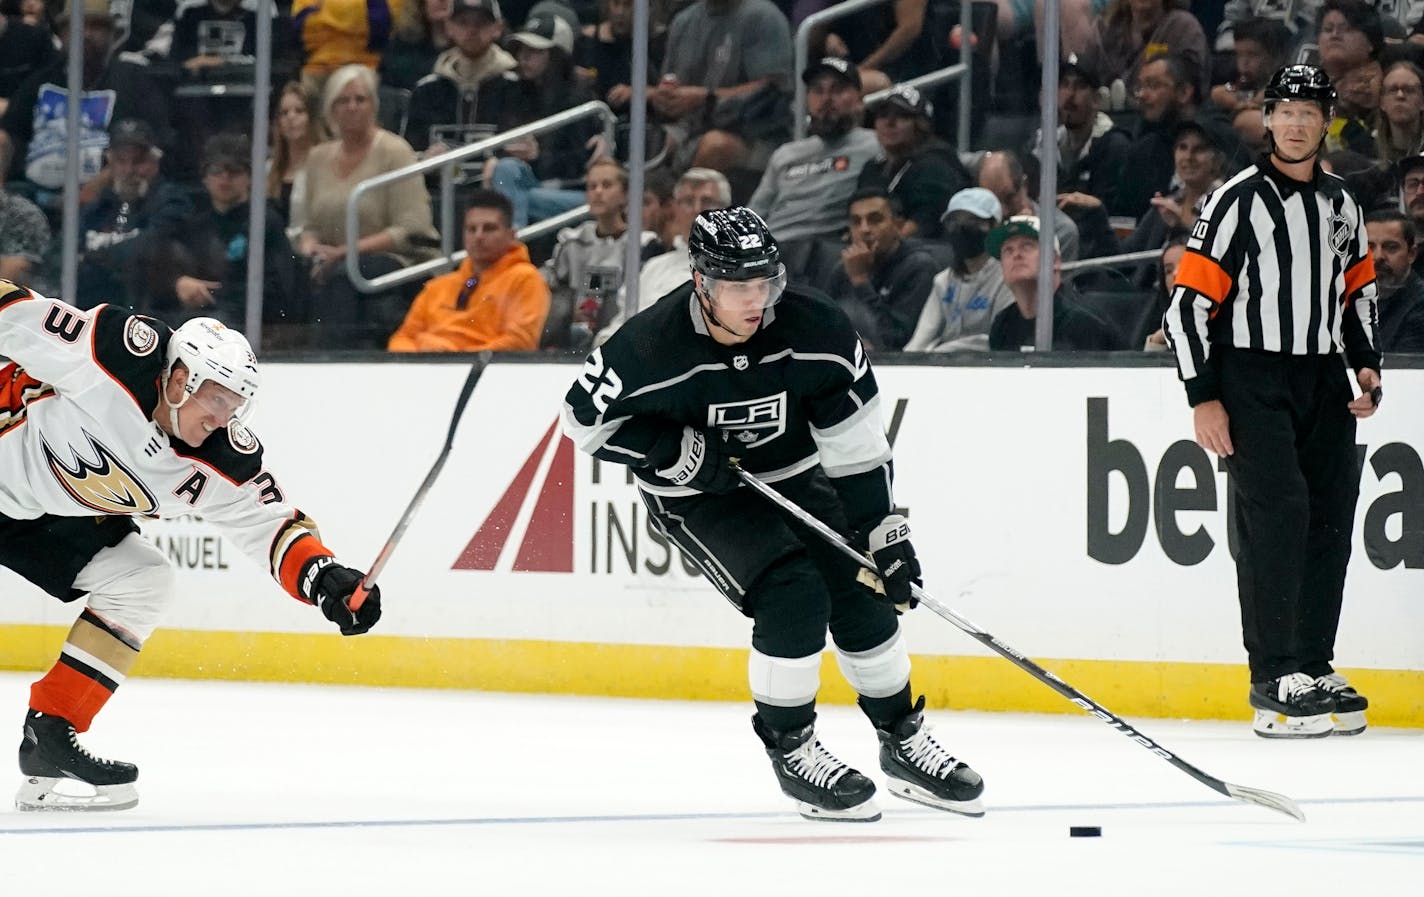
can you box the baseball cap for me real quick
[450,0,503,21]
[1398,153,1424,179]
[109,119,159,154]
[868,84,932,119]
[941,188,1003,224]
[1060,53,1102,89]
[986,214,1062,258]
[510,11,575,55]
[1172,118,1227,153]
[203,133,251,172]
[802,57,862,91]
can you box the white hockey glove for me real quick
[857,514,921,609]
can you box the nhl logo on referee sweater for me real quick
[1328,214,1353,258]
[733,355,749,370]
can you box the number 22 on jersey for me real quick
[577,348,624,412]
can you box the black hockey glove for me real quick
[857,514,921,610]
[304,558,383,636]
[652,426,741,494]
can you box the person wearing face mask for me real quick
[1364,210,1424,353]
[903,188,1013,353]
[821,187,939,350]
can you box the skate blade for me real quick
[15,776,139,812]
[1252,710,1333,739]
[1332,711,1367,736]
[794,797,882,822]
[884,776,986,817]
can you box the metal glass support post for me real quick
[623,0,651,318]
[440,167,456,261]
[245,0,274,349]
[956,0,973,147]
[1033,0,1061,352]
[61,3,84,301]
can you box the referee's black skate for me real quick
[872,697,985,817]
[16,709,138,811]
[1249,673,1335,739]
[752,713,880,822]
[1315,673,1368,736]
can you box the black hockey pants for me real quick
[639,467,899,659]
[1217,348,1360,682]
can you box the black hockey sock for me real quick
[857,684,914,728]
[754,700,816,734]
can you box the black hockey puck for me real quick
[1069,826,1102,838]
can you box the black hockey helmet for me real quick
[688,207,782,281]
[1263,64,1336,118]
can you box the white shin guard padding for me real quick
[73,534,177,643]
[835,630,911,699]
[749,649,823,708]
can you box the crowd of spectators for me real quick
[5,0,1424,355]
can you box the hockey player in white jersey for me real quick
[0,283,382,811]
[562,208,984,821]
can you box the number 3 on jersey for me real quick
[577,348,624,412]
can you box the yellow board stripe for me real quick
[2,625,1420,728]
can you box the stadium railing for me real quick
[344,100,619,294]
[793,0,975,146]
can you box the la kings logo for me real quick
[707,392,786,448]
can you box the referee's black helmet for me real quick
[1264,64,1336,118]
[688,207,782,281]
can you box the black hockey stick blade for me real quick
[732,464,1306,823]
[349,354,491,611]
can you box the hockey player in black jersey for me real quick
[0,294,383,811]
[562,208,984,821]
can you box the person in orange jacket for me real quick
[388,190,552,352]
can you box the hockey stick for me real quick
[348,354,491,612]
[733,465,1306,822]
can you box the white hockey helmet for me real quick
[163,317,260,424]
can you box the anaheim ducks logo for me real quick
[41,429,159,515]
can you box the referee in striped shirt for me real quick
[1165,64,1381,739]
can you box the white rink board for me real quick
[2,360,1421,672]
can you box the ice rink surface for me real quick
[0,671,1419,896]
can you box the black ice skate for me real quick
[1315,673,1368,736]
[752,714,880,822]
[16,710,139,811]
[872,697,984,817]
[1249,673,1335,739]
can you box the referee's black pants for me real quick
[1217,348,1360,683]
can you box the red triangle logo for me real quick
[453,419,575,572]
